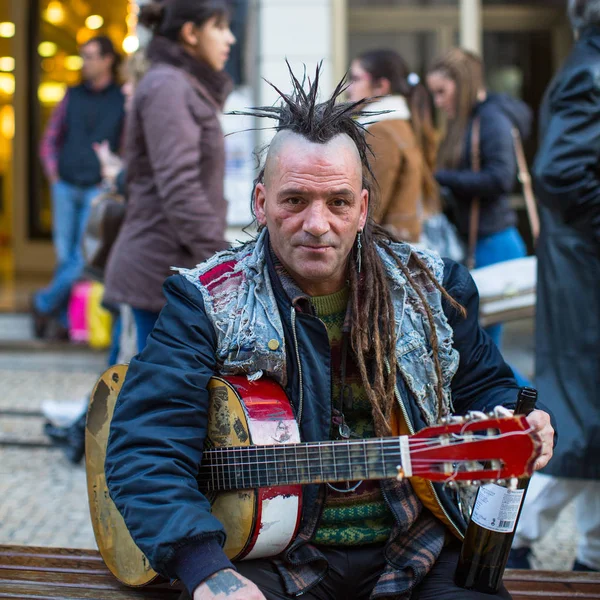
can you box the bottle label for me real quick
[470,483,525,533]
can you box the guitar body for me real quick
[86,365,540,588]
[85,366,302,587]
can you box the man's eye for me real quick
[332,198,348,207]
[286,197,303,205]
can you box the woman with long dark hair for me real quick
[426,48,531,356]
[347,49,441,243]
[103,0,235,353]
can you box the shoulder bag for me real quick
[468,118,540,327]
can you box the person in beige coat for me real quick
[347,49,441,243]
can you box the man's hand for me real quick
[526,409,554,471]
[193,569,265,600]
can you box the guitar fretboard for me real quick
[197,438,407,492]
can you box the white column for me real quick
[459,0,482,56]
[255,0,335,145]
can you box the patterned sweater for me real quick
[310,288,394,546]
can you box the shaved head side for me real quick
[263,131,363,188]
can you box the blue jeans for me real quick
[475,226,529,386]
[35,180,100,326]
[132,308,160,354]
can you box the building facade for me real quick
[0,0,572,287]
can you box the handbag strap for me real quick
[467,117,481,269]
[511,127,540,244]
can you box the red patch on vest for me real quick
[199,260,238,294]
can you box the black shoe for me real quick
[507,547,532,569]
[44,421,71,445]
[31,295,50,339]
[573,560,599,572]
[62,413,86,465]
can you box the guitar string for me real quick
[197,427,535,488]
[200,427,535,462]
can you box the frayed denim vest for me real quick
[177,229,459,427]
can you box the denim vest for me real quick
[178,229,459,427]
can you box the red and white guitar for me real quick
[85,365,541,587]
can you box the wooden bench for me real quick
[1,545,599,599]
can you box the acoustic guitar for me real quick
[85,365,541,587]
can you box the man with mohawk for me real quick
[105,66,554,600]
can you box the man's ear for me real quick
[254,183,268,226]
[374,77,392,97]
[359,188,369,230]
[180,22,198,46]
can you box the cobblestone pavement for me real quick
[0,322,578,572]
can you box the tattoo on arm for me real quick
[206,571,245,595]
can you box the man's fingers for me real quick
[525,410,554,471]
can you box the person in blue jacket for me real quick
[104,66,555,600]
[426,48,532,381]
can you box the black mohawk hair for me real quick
[229,60,389,179]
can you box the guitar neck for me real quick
[198,438,406,492]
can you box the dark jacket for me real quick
[533,25,600,480]
[40,82,125,186]
[104,254,552,594]
[103,37,233,313]
[435,94,532,239]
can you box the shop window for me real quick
[0,0,13,250]
[28,0,133,240]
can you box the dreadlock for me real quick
[236,62,465,434]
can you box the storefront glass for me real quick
[0,0,13,251]
[30,0,132,240]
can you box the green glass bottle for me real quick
[454,387,538,594]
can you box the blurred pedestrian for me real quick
[35,36,125,340]
[347,49,436,243]
[347,49,464,261]
[43,50,150,464]
[510,0,600,572]
[103,0,235,354]
[426,49,532,375]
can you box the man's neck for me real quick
[88,74,113,92]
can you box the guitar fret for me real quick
[332,443,338,481]
[318,442,324,483]
[380,439,386,478]
[305,444,311,484]
[346,441,352,480]
[362,441,369,480]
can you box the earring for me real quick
[356,230,363,274]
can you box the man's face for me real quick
[81,41,113,81]
[254,133,368,296]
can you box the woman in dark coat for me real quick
[426,48,532,383]
[510,2,600,572]
[104,0,235,352]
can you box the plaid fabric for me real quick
[270,248,446,598]
[39,91,69,182]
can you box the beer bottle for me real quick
[454,387,538,594]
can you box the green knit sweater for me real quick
[310,288,394,546]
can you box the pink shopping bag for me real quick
[68,281,93,343]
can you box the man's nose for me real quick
[303,202,330,237]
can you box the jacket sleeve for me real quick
[368,125,403,223]
[441,259,557,440]
[435,110,516,201]
[137,71,226,260]
[105,275,234,593]
[533,67,600,243]
[39,91,69,183]
[441,259,520,413]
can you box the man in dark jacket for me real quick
[510,0,600,573]
[34,36,125,339]
[104,68,554,600]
